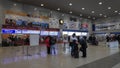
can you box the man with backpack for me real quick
[50,37,57,55]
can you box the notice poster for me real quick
[30,34,39,46]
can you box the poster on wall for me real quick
[80,22,88,31]
[49,18,59,28]
[95,22,120,31]
[30,34,39,46]
[68,21,78,30]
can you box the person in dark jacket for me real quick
[50,37,56,55]
[79,36,87,58]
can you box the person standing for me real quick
[70,33,78,57]
[45,36,51,54]
[79,36,87,58]
[50,37,57,55]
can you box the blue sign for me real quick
[2,29,21,34]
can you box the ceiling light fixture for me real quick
[70,11,72,14]
[92,11,95,13]
[41,4,44,6]
[57,8,60,11]
[99,2,102,5]
[88,16,91,18]
[34,8,37,11]
[69,3,72,6]
[50,11,52,13]
[62,14,64,16]
[80,14,82,16]
[108,7,111,9]
[93,17,95,19]
[118,13,120,15]
[82,8,85,10]
[13,3,17,6]
[115,10,118,13]
[104,15,107,18]
[99,14,103,16]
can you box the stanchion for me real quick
[26,46,32,56]
[37,45,41,55]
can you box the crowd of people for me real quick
[44,33,88,59]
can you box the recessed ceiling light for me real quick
[41,4,44,6]
[13,3,17,6]
[104,15,107,17]
[108,7,111,9]
[70,11,72,14]
[57,8,60,11]
[69,3,72,6]
[80,14,82,16]
[88,16,91,18]
[118,13,120,15]
[99,14,103,16]
[115,10,118,13]
[92,11,95,13]
[62,14,64,16]
[99,2,102,5]
[34,8,37,11]
[82,8,85,10]
[93,17,95,19]
[50,11,52,13]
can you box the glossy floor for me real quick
[0,43,120,68]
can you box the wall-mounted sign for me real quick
[22,30,40,34]
[49,31,58,36]
[2,29,21,34]
[41,31,49,36]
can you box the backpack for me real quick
[50,38,56,45]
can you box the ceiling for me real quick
[11,0,120,20]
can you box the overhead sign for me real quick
[2,29,21,34]
[41,31,49,36]
[49,31,58,36]
[22,30,40,34]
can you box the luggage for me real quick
[73,45,79,58]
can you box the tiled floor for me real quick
[0,43,119,68]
